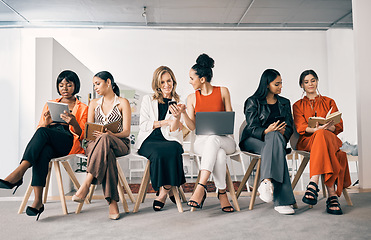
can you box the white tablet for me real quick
[47,101,70,123]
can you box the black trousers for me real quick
[22,125,73,187]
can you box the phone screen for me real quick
[275,116,286,122]
[168,101,177,114]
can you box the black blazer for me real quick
[239,95,293,148]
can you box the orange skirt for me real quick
[297,129,351,196]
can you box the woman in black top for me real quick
[239,69,296,214]
[135,66,186,211]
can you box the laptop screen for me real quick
[195,112,235,135]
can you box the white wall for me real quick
[0,27,358,190]
[0,29,21,177]
[352,0,371,188]
[326,29,357,144]
[17,28,332,137]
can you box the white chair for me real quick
[188,131,241,212]
[18,154,85,215]
[132,150,187,213]
[289,125,353,209]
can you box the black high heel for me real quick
[217,191,235,213]
[187,183,207,209]
[0,178,23,194]
[163,186,176,204]
[26,204,44,221]
[153,186,172,211]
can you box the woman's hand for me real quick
[306,120,335,133]
[264,121,286,135]
[315,121,335,132]
[60,110,83,136]
[43,111,53,127]
[92,130,104,138]
[169,104,182,119]
[60,110,77,125]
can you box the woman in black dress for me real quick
[135,66,186,211]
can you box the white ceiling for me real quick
[0,0,353,30]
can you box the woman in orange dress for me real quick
[293,69,351,215]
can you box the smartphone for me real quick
[168,101,177,114]
[274,116,286,123]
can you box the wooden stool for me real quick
[235,152,261,210]
[75,157,135,214]
[133,160,187,213]
[18,154,83,215]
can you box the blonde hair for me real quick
[152,66,180,104]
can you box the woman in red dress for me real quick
[293,69,351,215]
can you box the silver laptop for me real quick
[47,101,69,123]
[195,112,235,135]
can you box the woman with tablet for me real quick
[293,69,351,215]
[239,69,296,215]
[136,66,185,211]
[0,70,88,220]
[72,71,130,220]
[181,54,235,212]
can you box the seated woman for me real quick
[0,70,88,220]
[293,69,351,215]
[239,69,296,215]
[73,71,131,220]
[182,53,235,212]
[136,66,186,211]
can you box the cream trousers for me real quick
[194,135,236,190]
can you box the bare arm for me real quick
[221,87,233,112]
[181,93,196,131]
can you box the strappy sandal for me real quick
[326,196,343,215]
[217,191,234,213]
[187,183,207,209]
[153,186,171,211]
[302,181,319,205]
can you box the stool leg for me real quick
[18,180,33,214]
[172,187,183,212]
[133,161,150,213]
[117,160,135,203]
[61,161,81,190]
[117,182,129,213]
[54,161,68,215]
[236,157,258,198]
[179,185,187,203]
[249,158,261,210]
[43,162,52,203]
[226,165,240,212]
[343,188,353,206]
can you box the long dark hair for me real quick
[191,53,214,82]
[56,70,80,95]
[253,69,281,100]
[94,71,120,96]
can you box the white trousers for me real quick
[194,135,236,189]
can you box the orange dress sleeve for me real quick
[327,98,343,135]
